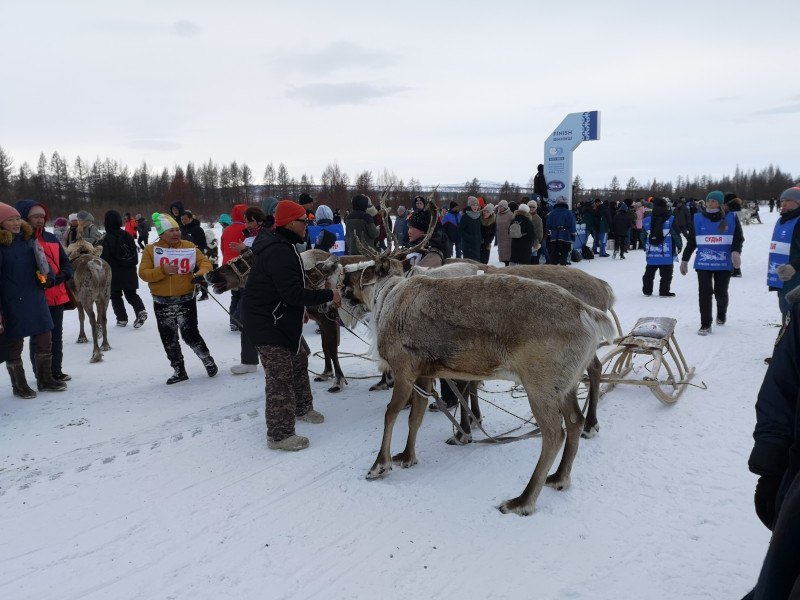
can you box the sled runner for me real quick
[596,316,695,405]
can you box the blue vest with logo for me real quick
[643,215,675,266]
[693,212,736,271]
[767,215,800,288]
[308,223,346,256]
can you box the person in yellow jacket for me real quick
[139,212,217,384]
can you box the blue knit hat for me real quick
[705,191,725,203]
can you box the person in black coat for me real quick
[101,210,147,329]
[241,201,341,452]
[533,163,548,204]
[136,213,149,251]
[610,203,633,259]
[509,203,535,265]
[741,303,800,599]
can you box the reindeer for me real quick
[344,207,616,515]
[411,261,619,440]
[205,248,359,393]
[66,240,112,363]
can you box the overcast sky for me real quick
[2,0,799,189]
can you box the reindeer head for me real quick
[67,239,102,261]
[341,199,438,313]
[205,250,255,293]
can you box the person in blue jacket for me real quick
[767,187,800,322]
[545,196,577,266]
[440,201,461,258]
[642,198,683,297]
[308,204,345,255]
[680,190,744,335]
[741,303,800,599]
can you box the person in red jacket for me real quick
[220,203,249,331]
[123,212,138,238]
[16,200,74,383]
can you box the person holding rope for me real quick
[241,200,341,452]
[139,213,217,385]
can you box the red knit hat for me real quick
[0,202,20,224]
[274,200,308,227]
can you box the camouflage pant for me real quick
[257,344,314,442]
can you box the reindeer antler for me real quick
[378,185,400,253]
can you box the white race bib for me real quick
[154,247,196,275]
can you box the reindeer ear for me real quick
[374,258,394,278]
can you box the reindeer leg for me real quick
[329,323,347,393]
[392,378,428,468]
[313,319,334,382]
[499,383,565,516]
[85,303,102,362]
[367,377,413,479]
[77,304,88,343]
[99,299,111,351]
[469,381,482,426]
[447,380,473,445]
[581,357,601,438]
[546,388,585,490]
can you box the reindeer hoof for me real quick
[545,474,570,490]
[581,424,600,439]
[90,354,103,363]
[369,382,388,391]
[77,337,88,344]
[327,384,341,393]
[498,497,534,516]
[366,463,391,479]
[313,374,331,382]
[101,344,111,352]
[446,433,472,445]
[391,452,417,468]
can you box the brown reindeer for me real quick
[66,240,112,363]
[205,249,357,393]
[411,261,619,439]
[344,214,616,515]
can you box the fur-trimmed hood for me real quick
[0,220,33,246]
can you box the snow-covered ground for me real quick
[0,210,780,599]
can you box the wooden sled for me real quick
[596,316,695,405]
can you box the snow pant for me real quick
[642,264,674,295]
[28,306,63,375]
[111,289,146,323]
[257,344,313,442]
[592,232,608,255]
[548,240,572,266]
[697,270,731,328]
[741,472,800,600]
[612,235,628,257]
[153,297,211,368]
[137,234,148,250]
[11,331,52,361]
[479,246,491,264]
[229,290,242,328]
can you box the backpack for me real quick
[581,246,595,260]
[509,221,524,239]
[570,249,583,263]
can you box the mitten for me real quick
[754,475,781,529]
[777,263,796,282]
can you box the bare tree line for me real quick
[0,146,794,222]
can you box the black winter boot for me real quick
[34,354,67,392]
[166,363,188,385]
[202,356,218,378]
[7,360,37,399]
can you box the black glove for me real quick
[191,275,207,287]
[754,475,781,529]
[54,273,68,285]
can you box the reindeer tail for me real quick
[581,305,617,346]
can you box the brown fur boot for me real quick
[34,353,67,392]
[6,359,37,399]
